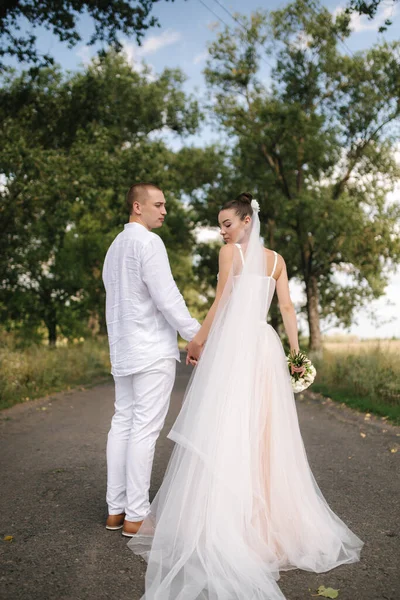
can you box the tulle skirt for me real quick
[128,323,363,599]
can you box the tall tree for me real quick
[0,52,220,344]
[200,0,400,351]
[0,0,174,71]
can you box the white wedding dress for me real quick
[128,210,363,599]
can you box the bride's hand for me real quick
[185,338,203,365]
[186,355,198,367]
[185,350,198,366]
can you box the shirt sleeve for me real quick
[141,234,201,341]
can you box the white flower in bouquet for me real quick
[293,381,304,393]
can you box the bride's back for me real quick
[233,243,280,320]
[233,244,280,279]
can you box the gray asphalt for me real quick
[0,359,399,600]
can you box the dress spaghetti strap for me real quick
[235,243,245,266]
[270,251,278,279]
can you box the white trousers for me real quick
[106,358,176,522]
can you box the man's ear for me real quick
[132,200,142,215]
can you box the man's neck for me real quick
[129,216,151,231]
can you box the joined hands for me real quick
[185,338,203,367]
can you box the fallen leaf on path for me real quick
[360,432,366,438]
[3,535,13,542]
[390,448,398,454]
[312,585,339,598]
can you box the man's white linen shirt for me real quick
[102,222,200,377]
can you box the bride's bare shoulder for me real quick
[263,248,285,279]
[219,243,235,257]
[219,243,235,263]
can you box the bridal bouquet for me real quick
[287,350,316,393]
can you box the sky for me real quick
[5,0,400,338]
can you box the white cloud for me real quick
[333,3,397,33]
[193,51,208,65]
[122,42,141,68]
[138,29,182,57]
[122,42,155,79]
[76,29,182,75]
[76,45,92,66]
[122,29,182,78]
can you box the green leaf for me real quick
[316,585,340,598]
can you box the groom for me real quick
[102,182,201,537]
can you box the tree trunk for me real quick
[47,319,57,347]
[45,306,57,347]
[305,274,322,353]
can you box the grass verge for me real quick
[0,337,111,411]
[314,346,400,425]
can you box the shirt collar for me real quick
[124,222,147,230]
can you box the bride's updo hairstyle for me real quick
[221,192,254,220]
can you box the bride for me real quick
[128,192,363,599]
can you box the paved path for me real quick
[0,360,399,600]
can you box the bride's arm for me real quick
[186,244,234,361]
[275,256,300,353]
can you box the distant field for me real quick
[323,339,400,354]
[314,339,400,425]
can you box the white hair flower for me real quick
[251,199,260,213]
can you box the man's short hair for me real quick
[126,183,163,214]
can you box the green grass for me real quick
[314,346,400,425]
[2,333,399,426]
[0,337,111,411]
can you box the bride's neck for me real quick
[238,235,250,248]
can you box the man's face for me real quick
[137,189,167,230]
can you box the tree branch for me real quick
[260,143,293,199]
[333,110,400,199]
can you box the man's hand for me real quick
[185,338,203,366]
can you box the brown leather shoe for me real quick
[122,519,144,537]
[106,513,125,530]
